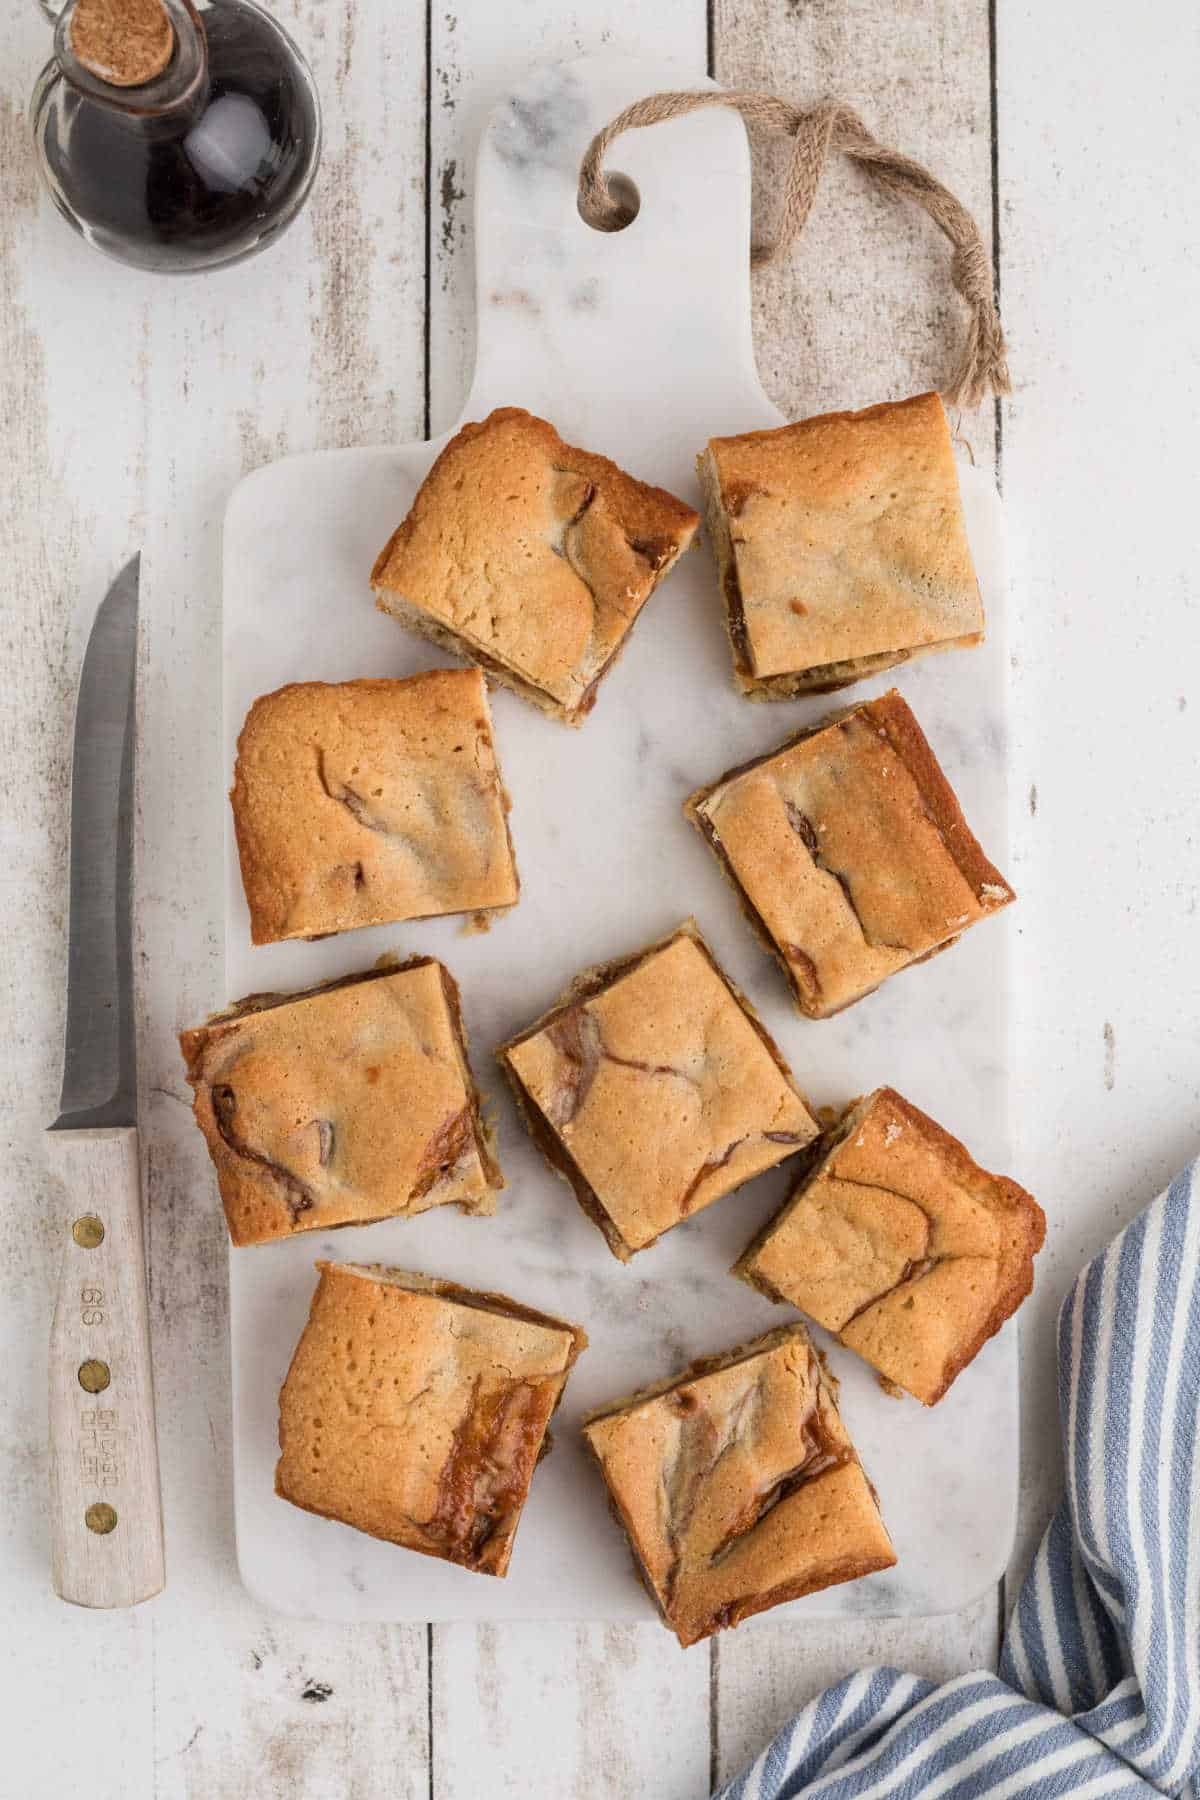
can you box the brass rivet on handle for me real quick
[72,1214,105,1249]
[78,1359,111,1394]
[84,1503,118,1535]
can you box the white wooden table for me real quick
[3,3,1198,1794]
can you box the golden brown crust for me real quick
[733,1088,1046,1405]
[869,691,1009,900]
[372,409,699,724]
[230,668,519,946]
[582,1323,895,1645]
[180,960,502,1246]
[276,1262,586,1575]
[685,690,1015,1019]
[701,393,982,697]
[497,921,818,1258]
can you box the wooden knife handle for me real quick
[48,1127,165,1607]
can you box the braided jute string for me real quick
[578,90,1010,411]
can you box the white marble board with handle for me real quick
[222,54,1012,1624]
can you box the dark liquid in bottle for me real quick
[40,1,319,273]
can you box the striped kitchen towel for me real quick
[716,1159,1200,1800]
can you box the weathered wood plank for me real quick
[997,0,1200,1598]
[154,1618,428,1800]
[426,7,714,1795]
[712,1598,1001,1790]
[0,9,159,1793]
[138,2,429,1789]
[712,0,998,478]
[707,2,1002,1779]
[1,0,429,1792]
[435,1624,711,1799]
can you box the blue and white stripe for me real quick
[716,1160,1200,1800]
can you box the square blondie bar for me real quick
[231,668,518,945]
[498,921,817,1260]
[372,408,699,724]
[277,1263,587,1575]
[685,690,1014,1018]
[699,393,982,697]
[583,1324,895,1645]
[734,1089,1045,1404]
[180,960,501,1246]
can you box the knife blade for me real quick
[46,556,165,1608]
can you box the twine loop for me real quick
[578,89,1009,410]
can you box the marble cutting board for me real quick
[222,54,1013,1624]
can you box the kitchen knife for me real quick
[46,555,165,1608]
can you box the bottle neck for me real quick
[55,0,208,117]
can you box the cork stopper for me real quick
[68,0,175,88]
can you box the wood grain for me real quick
[130,0,432,1786]
[48,1126,165,1608]
[997,0,1200,1599]
[8,0,1192,1791]
[712,1598,1001,1788]
[1,9,162,1788]
[434,1624,711,1799]
[154,1621,429,1800]
[2,0,429,1789]
[712,0,998,480]
[702,0,1003,1774]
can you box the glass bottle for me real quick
[30,0,321,274]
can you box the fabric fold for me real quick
[716,1161,1199,1800]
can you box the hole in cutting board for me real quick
[578,170,640,233]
